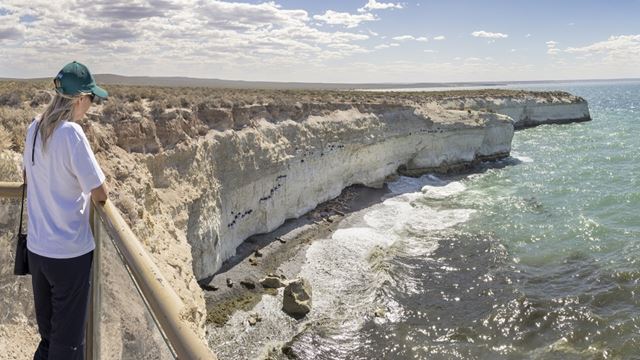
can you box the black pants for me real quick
[28,249,93,360]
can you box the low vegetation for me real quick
[0,79,585,155]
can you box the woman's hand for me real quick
[91,182,109,203]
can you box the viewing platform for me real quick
[0,182,217,359]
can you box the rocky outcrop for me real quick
[261,274,286,288]
[437,92,591,129]
[282,278,312,319]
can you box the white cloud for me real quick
[560,35,640,71]
[358,0,403,12]
[565,35,640,58]
[546,40,560,55]
[313,10,376,28]
[374,42,400,50]
[525,33,532,38]
[392,35,413,41]
[392,35,428,42]
[198,0,310,30]
[471,30,508,39]
[3,1,636,82]
[423,49,438,53]
[0,0,375,79]
[433,35,445,41]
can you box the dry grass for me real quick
[0,79,586,159]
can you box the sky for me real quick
[1,0,639,83]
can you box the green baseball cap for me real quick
[53,61,108,99]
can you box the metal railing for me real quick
[0,182,217,360]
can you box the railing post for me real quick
[86,203,101,360]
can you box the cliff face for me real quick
[97,92,589,282]
[91,92,591,285]
[184,105,513,279]
[437,92,591,129]
[0,88,590,353]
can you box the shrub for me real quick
[0,107,33,152]
[129,100,146,114]
[165,97,180,109]
[149,100,166,118]
[125,93,141,102]
[0,93,22,107]
[30,91,53,108]
[102,98,133,122]
[0,126,11,151]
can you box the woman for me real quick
[23,61,109,360]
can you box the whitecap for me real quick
[387,176,426,194]
[421,181,467,199]
[209,171,477,357]
[512,154,534,163]
[387,174,445,194]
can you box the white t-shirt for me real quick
[23,117,106,259]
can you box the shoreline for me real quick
[201,180,393,328]
[200,150,534,332]
[200,156,528,330]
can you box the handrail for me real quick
[0,182,22,198]
[0,182,217,360]
[92,199,216,359]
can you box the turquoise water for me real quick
[283,81,640,359]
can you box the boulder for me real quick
[260,274,284,289]
[247,313,261,326]
[282,278,312,319]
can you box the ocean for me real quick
[210,81,640,359]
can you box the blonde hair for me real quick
[38,91,90,151]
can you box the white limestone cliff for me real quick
[437,92,591,129]
[184,105,513,279]
[100,92,589,282]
